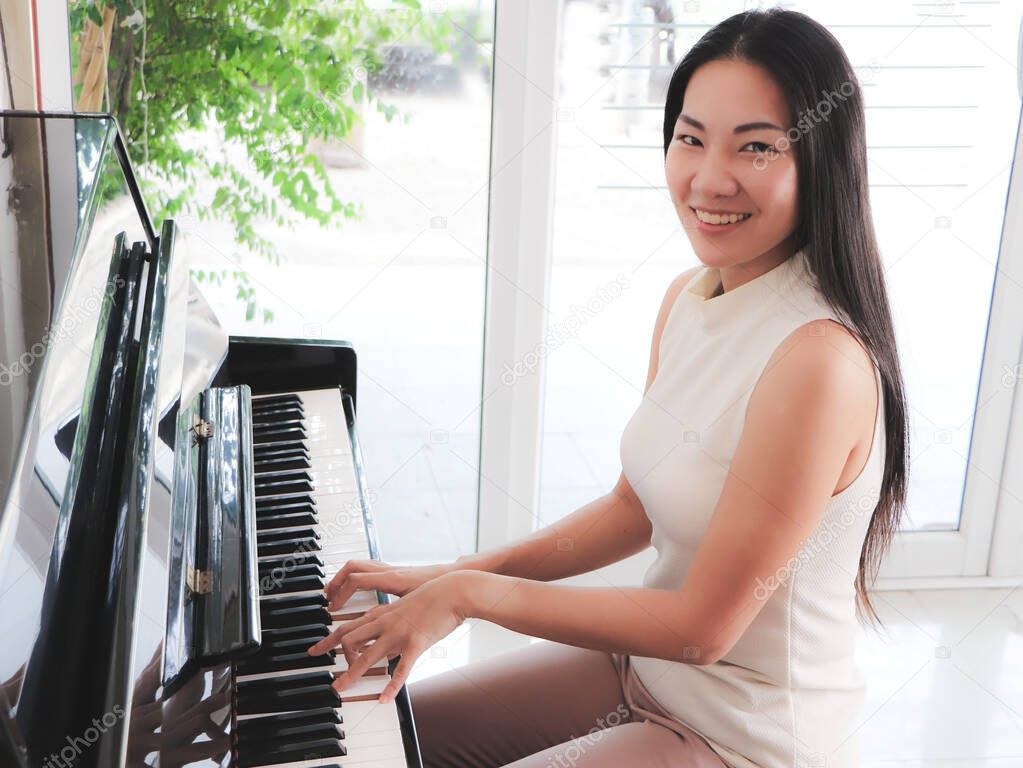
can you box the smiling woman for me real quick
[309,8,910,768]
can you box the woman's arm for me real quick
[451,474,652,581]
[457,571,715,662]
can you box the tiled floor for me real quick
[406,566,1023,766]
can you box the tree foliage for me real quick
[69,0,451,319]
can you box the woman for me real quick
[309,8,909,767]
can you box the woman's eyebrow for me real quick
[679,113,784,133]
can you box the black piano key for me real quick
[251,404,303,418]
[259,597,330,628]
[253,439,308,457]
[252,429,304,442]
[236,736,345,768]
[252,412,302,423]
[253,445,310,463]
[251,624,330,649]
[254,456,312,474]
[255,476,315,497]
[258,633,332,654]
[261,623,330,643]
[255,468,312,483]
[253,442,309,458]
[251,393,303,408]
[261,574,325,596]
[257,511,318,531]
[258,536,321,558]
[236,708,341,743]
[253,427,307,445]
[262,593,329,611]
[251,402,305,417]
[259,561,324,580]
[256,494,315,513]
[237,649,335,676]
[258,552,324,573]
[253,419,306,435]
[254,464,311,477]
[260,604,331,629]
[236,672,341,716]
[257,511,317,527]
[241,721,344,747]
[255,494,315,513]
[251,403,304,418]
[259,527,319,544]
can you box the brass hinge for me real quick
[187,567,213,595]
[191,419,215,446]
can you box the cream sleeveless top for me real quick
[619,248,885,768]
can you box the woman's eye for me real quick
[743,141,779,155]
[677,134,701,147]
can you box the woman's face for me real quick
[665,58,799,269]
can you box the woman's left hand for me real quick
[307,570,473,703]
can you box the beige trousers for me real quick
[408,641,732,767]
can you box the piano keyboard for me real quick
[234,388,410,768]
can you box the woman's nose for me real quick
[690,152,740,198]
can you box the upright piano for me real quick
[0,111,423,767]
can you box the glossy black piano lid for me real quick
[0,114,183,766]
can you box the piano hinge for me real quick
[191,419,215,445]
[187,567,213,595]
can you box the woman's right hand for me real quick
[324,559,456,612]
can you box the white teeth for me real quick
[694,209,751,225]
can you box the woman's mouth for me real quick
[690,207,753,233]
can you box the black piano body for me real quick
[0,111,422,767]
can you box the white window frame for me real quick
[476,0,564,553]
[877,99,1023,587]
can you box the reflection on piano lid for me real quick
[0,112,422,768]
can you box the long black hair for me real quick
[662,9,910,630]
